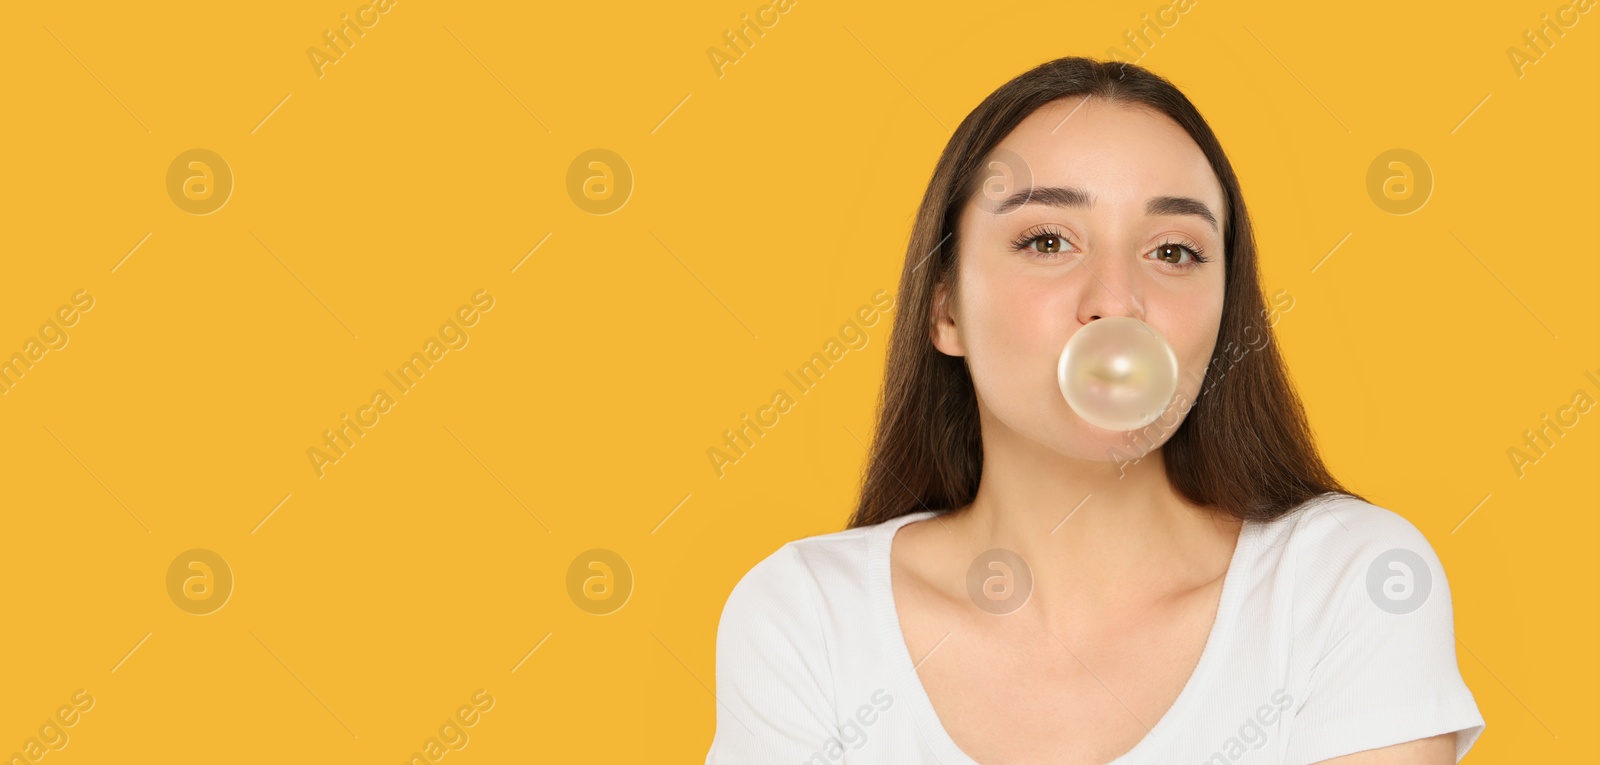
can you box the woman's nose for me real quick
[1073,248,1146,325]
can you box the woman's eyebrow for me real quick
[993,185,1219,233]
[1147,195,1220,233]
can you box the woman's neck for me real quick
[942,431,1241,628]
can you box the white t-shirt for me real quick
[705,493,1485,764]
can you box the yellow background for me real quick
[1,0,1595,762]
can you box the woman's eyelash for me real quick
[1155,238,1209,265]
[1008,226,1071,253]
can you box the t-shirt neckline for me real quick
[867,508,1261,764]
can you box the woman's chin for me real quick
[1033,420,1168,465]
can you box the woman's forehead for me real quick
[988,98,1224,216]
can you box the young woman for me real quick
[706,56,1485,764]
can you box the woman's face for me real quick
[932,96,1228,462]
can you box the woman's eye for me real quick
[1150,242,1206,269]
[1011,232,1208,269]
[1020,233,1071,257]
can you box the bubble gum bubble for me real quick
[1056,316,1179,432]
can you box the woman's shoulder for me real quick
[716,512,934,672]
[1256,494,1487,761]
[716,511,938,635]
[708,513,939,760]
[732,511,938,590]
[1253,492,1461,645]
[1255,492,1445,579]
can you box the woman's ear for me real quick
[930,282,966,357]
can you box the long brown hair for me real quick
[849,56,1363,528]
